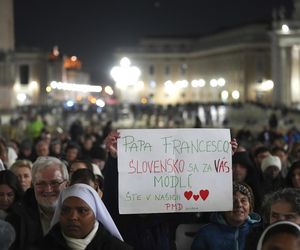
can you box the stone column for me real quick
[0,0,14,52]
[271,32,292,107]
[291,45,300,103]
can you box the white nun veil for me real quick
[51,183,123,241]
[256,221,300,250]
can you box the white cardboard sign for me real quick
[118,128,233,214]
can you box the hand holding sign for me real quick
[105,130,120,158]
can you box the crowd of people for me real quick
[0,104,300,250]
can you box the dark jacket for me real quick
[6,188,44,250]
[232,151,263,211]
[191,212,261,250]
[34,222,133,250]
[102,155,176,250]
[261,173,285,196]
[244,223,265,250]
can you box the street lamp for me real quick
[110,57,141,89]
[232,90,240,100]
[110,57,141,102]
[281,24,290,33]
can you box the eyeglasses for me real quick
[34,180,66,189]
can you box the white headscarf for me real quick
[51,183,123,241]
[257,221,300,250]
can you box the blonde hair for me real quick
[10,159,33,173]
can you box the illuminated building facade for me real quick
[113,0,300,107]
[0,0,94,109]
[114,25,271,105]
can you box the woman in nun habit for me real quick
[35,183,132,250]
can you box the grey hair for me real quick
[262,188,300,223]
[32,156,69,183]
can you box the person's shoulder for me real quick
[91,224,133,250]
[244,224,265,250]
[103,236,133,250]
[34,224,66,250]
[8,189,39,219]
[193,223,216,238]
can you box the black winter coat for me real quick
[34,222,133,250]
[6,188,44,250]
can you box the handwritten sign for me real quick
[118,128,233,214]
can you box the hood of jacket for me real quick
[210,211,261,228]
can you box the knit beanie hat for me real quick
[233,182,254,211]
[261,155,282,173]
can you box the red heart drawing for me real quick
[184,191,193,200]
[199,189,209,200]
[193,195,199,201]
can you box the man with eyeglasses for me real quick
[6,156,69,250]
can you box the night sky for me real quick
[14,0,293,83]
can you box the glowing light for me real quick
[13,82,21,92]
[96,99,105,107]
[66,100,74,107]
[232,90,240,100]
[104,86,114,95]
[46,86,52,93]
[120,57,131,67]
[191,80,198,88]
[261,80,274,91]
[257,80,274,92]
[110,57,141,89]
[164,80,173,87]
[164,80,176,95]
[29,81,39,91]
[221,90,229,101]
[17,93,27,103]
[53,46,60,56]
[90,97,97,104]
[210,79,218,87]
[192,79,206,87]
[110,57,141,90]
[198,79,206,87]
[175,80,188,89]
[141,97,148,104]
[135,81,144,90]
[50,81,102,93]
[71,56,77,61]
[217,78,226,87]
[149,80,156,88]
[282,24,290,33]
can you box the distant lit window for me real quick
[180,63,188,75]
[165,65,170,75]
[149,65,155,75]
[20,65,29,85]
